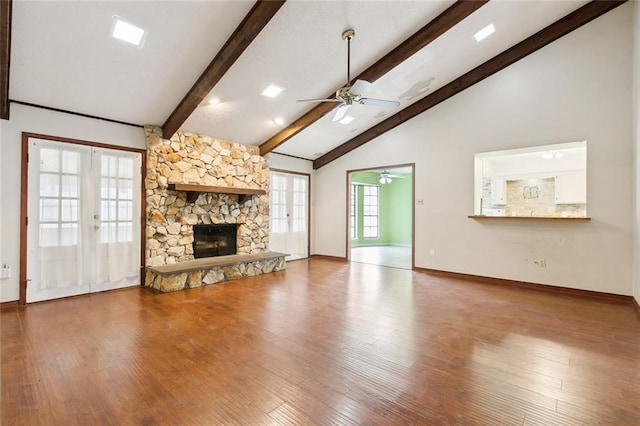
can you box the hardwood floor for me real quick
[2,257,639,425]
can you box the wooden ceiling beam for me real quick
[258,0,489,156]
[0,0,12,120]
[162,0,286,139]
[313,0,627,170]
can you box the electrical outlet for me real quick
[429,249,436,256]
[417,198,424,205]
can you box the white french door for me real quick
[269,171,309,260]
[26,138,141,303]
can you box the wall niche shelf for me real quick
[468,215,591,221]
[168,183,266,203]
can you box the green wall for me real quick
[351,171,412,247]
[382,176,413,245]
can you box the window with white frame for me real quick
[362,185,379,239]
[38,147,81,247]
[291,176,306,232]
[99,153,135,243]
[270,173,288,233]
[350,184,357,239]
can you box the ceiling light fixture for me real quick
[261,85,284,98]
[474,23,495,42]
[339,115,355,125]
[111,16,146,47]
[379,171,393,185]
[273,117,284,125]
[207,97,221,105]
[542,150,564,159]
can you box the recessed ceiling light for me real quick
[111,16,146,46]
[474,23,495,42]
[261,85,284,98]
[273,117,284,125]
[339,115,355,125]
[207,97,221,105]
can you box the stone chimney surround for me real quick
[144,126,270,269]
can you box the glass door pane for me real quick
[26,139,142,302]
[269,172,309,260]
[27,140,90,302]
[93,148,141,292]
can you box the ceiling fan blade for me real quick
[332,104,350,122]
[348,79,372,96]
[297,98,341,103]
[359,97,400,108]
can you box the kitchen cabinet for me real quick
[555,171,586,204]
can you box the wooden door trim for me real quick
[346,163,415,268]
[19,132,147,305]
[0,0,12,119]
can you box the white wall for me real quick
[0,104,145,302]
[313,4,634,295]
[633,0,640,305]
[266,152,314,174]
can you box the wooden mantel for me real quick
[167,183,266,203]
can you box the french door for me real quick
[269,171,309,260]
[26,138,142,303]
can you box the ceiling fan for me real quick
[298,29,400,122]
[379,169,404,184]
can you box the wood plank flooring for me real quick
[2,257,639,425]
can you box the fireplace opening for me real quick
[193,224,237,258]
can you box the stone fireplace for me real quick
[193,224,237,258]
[144,125,270,267]
[143,126,285,292]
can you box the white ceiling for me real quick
[10,0,590,163]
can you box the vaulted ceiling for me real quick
[2,0,626,168]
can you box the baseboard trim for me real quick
[415,267,633,306]
[310,254,348,262]
[632,296,640,319]
[0,300,19,311]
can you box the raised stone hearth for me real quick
[144,126,283,291]
[145,252,286,293]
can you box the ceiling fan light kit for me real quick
[297,28,400,122]
[379,170,393,184]
[378,169,407,184]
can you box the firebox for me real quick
[193,224,237,258]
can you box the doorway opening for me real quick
[348,164,414,269]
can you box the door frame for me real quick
[269,168,311,260]
[346,163,415,269]
[19,132,147,305]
